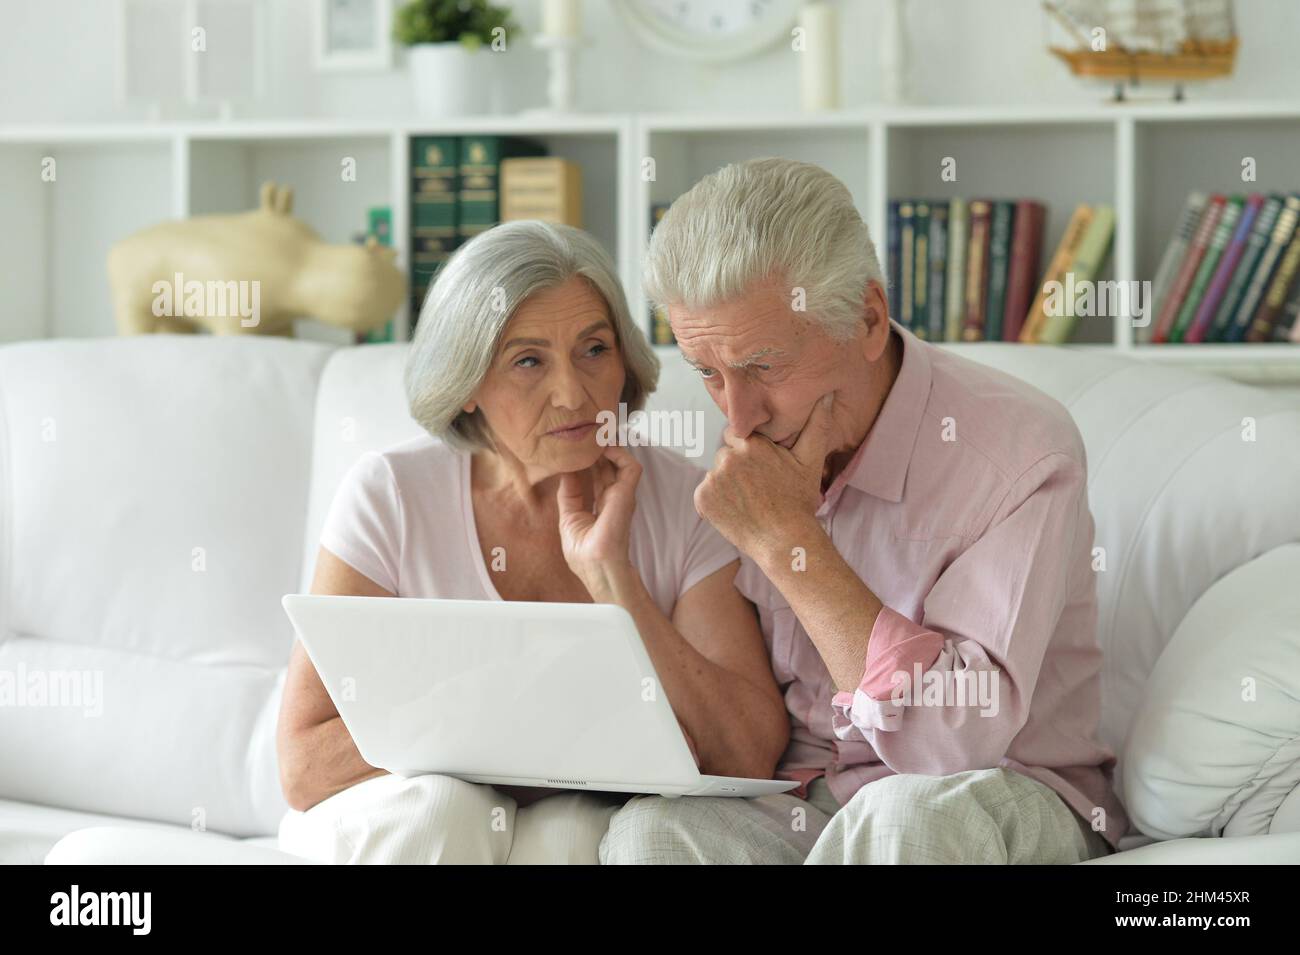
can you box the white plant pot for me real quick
[408,43,490,118]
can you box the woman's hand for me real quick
[556,445,642,600]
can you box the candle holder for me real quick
[523,34,589,115]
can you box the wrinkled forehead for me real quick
[497,281,613,346]
[669,297,810,368]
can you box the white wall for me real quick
[2,0,1298,124]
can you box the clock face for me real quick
[617,0,803,62]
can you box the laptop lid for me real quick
[281,594,702,787]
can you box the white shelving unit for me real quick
[3,102,1299,383]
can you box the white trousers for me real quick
[278,773,628,864]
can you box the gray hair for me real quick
[643,157,885,341]
[406,220,659,451]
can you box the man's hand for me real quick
[695,393,835,561]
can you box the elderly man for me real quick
[599,158,1128,864]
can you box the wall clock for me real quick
[614,0,805,63]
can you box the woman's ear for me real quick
[462,400,477,414]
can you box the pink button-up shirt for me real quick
[735,318,1128,850]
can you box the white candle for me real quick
[800,1,840,111]
[542,0,581,38]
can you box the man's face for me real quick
[670,281,881,458]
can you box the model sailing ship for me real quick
[1044,0,1238,100]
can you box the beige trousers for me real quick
[599,768,1115,864]
[277,773,628,864]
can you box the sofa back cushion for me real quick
[0,336,331,835]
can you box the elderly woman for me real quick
[274,220,788,864]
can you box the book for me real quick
[501,157,583,227]
[649,203,674,344]
[1038,205,1115,345]
[944,198,968,342]
[926,202,949,341]
[458,136,547,241]
[1245,201,1300,342]
[409,136,460,329]
[912,201,931,339]
[1184,193,1263,344]
[983,201,1015,341]
[361,206,396,344]
[1143,192,1207,343]
[1206,195,1284,342]
[960,200,992,341]
[1001,200,1045,343]
[1151,194,1225,343]
[887,200,902,322]
[1274,268,1300,342]
[1021,204,1094,343]
[899,201,915,333]
[1223,194,1300,343]
[1168,195,1243,343]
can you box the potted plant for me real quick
[394,0,519,117]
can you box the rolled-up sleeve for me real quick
[830,451,1087,774]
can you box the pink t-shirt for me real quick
[319,433,738,614]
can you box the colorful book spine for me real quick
[1001,200,1045,343]
[1275,270,1300,342]
[960,200,992,341]
[944,198,968,342]
[983,201,1015,341]
[1245,204,1300,342]
[1223,195,1300,343]
[912,201,931,339]
[1151,194,1226,343]
[1039,205,1115,345]
[887,200,902,322]
[409,136,460,330]
[457,136,547,240]
[1206,195,1283,342]
[1184,193,1262,344]
[362,206,396,344]
[1021,204,1093,343]
[926,202,949,341]
[1168,195,1243,343]
[899,201,915,333]
[649,203,674,344]
[1144,192,1207,344]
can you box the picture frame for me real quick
[313,0,394,72]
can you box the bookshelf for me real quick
[3,102,1300,383]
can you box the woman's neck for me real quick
[472,447,583,518]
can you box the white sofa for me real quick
[2,334,1298,865]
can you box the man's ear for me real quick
[860,280,891,362]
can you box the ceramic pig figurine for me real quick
[108,182,405,336]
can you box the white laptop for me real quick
[281,594,797,798]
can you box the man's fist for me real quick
[695,393,835,560]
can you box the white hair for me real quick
[405,220,659,451]
[643,157,885,341]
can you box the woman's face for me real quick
[466,277,627,477]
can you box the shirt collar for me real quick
[826,317,932,505]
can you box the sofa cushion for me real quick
[0,796,281,865]
[0,336,332,835]
[1120,544,1300,839]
